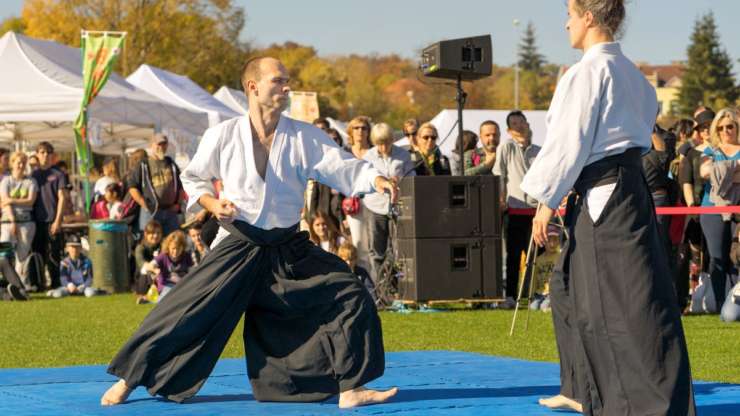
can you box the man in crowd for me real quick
[493,111,540,308]
[312,117,331,132]
[31,142,68,291]
[401,118,419,152]
[127,133,184,236]
[465,120,500,176]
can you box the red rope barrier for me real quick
[507,205,740,216]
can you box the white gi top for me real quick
[181,115,380,234]
[520,42,658,209]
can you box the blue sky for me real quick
[4,0,740,68]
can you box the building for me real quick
[636,62,685,116]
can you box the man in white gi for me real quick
[101,57,398,408]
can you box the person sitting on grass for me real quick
[132,220,163,305]
[153,230,192,300]
[187,223,209,266]
[48,235,95,298]
[308,211,344,255]
[337,241,376,302]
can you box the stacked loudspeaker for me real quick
[395,175,502,301]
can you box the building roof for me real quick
[636,63,685,88]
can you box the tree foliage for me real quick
[677,12,738,115]
[518,21,545,73]
[19,0,249,91]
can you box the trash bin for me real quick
[89,220,130,293]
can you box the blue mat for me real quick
[0,351,738,415]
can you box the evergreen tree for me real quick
[518,21,545,73]
[678,13,738,115]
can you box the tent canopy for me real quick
[128,65,240,127]
[395,109,548,158]
[0,32,209,155]
[213,86,247,114]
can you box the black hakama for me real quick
[107,220,385,403]
[559,148,695,415]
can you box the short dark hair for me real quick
[313,117,329,128]
[0,148,9,158]
[480,120,500,132]
[456,130,479,154]
[506,111,526,129]
[36,141,54,154]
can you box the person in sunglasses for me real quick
[409,122,450,176]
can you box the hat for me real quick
[152,133,168,144]
[65,234,82,247]
[694,110,716,130]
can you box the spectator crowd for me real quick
[0,107,739,322]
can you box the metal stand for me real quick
[455,74,467,176]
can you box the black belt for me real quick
[573,147,642,195]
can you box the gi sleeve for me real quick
[306,130,381,197]
[520,64,603,209]
[180,125,222,216]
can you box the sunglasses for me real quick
[419,135,437,141]
[406,131,418,136]
[717,124,736,133]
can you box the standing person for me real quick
[127,133,184,236]
[401,118,419,152]
[451,130,478,176]
[101,57,398,408]
[0,152,38,290]
[522,1,695,414]
[94,157,121,200]
[410,123,451,176]
[493,111,540,308]
[363,123,415,285]
[31,142,68,291]
[699,108,740,313]
[465,121,500,176]
[344,116,373,267]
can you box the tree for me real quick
[518,21,545,73]
[0,16,26,36]
[677,12,738,115]
[20,0,249,92]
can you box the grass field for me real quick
[1,294,739,383]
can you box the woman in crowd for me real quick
[308,211,344,255]
[94,157,121,200]
[0,151,38,290]
[344,116,373,265]
[411,123,451,176]
[699,108,740,312]
[153,230,193,300]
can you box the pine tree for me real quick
[677,13,738,115]
[518,21,545,73]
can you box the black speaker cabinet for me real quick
[397,237,502,301]
[421,34,493,81]
[396,175,500,239]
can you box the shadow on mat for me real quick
[392,385,560,403]
[694,383,736,395]
[185,394,254,404]
[696,404,740,416]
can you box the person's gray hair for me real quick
[370,123,394,145]
[574,0,627,39]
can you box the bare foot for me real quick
[100,379,133,406]
[539,394,583,413]
[338,386,398,408]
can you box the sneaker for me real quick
[7,284,29,301]
[499,297,517,310]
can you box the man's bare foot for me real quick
[338,386,398,408]
[100,379,133,406]
[538,394,583,413]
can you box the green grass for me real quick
[1,294,739,383]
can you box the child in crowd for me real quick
[308,211,344,255]
[133,220,163,304]
[337,241,376,302]
[153,230,192,300]
[90,183,123,220]
[187,223,209,266]
[48,235,95,298]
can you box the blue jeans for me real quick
[139,208,180,237]
[700,214,732,311]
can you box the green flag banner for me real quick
[73,31,126,211]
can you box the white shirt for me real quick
[181,115,380,234]
[362,145,415,215]
[520,42,658,209]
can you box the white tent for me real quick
[0,32,209,156]
[128,65,240,127]
[395,109,549,158]
[213,86,247,114]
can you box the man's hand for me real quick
[374,176,398,204]
[484,152,496,167]
[532,204,554,247]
